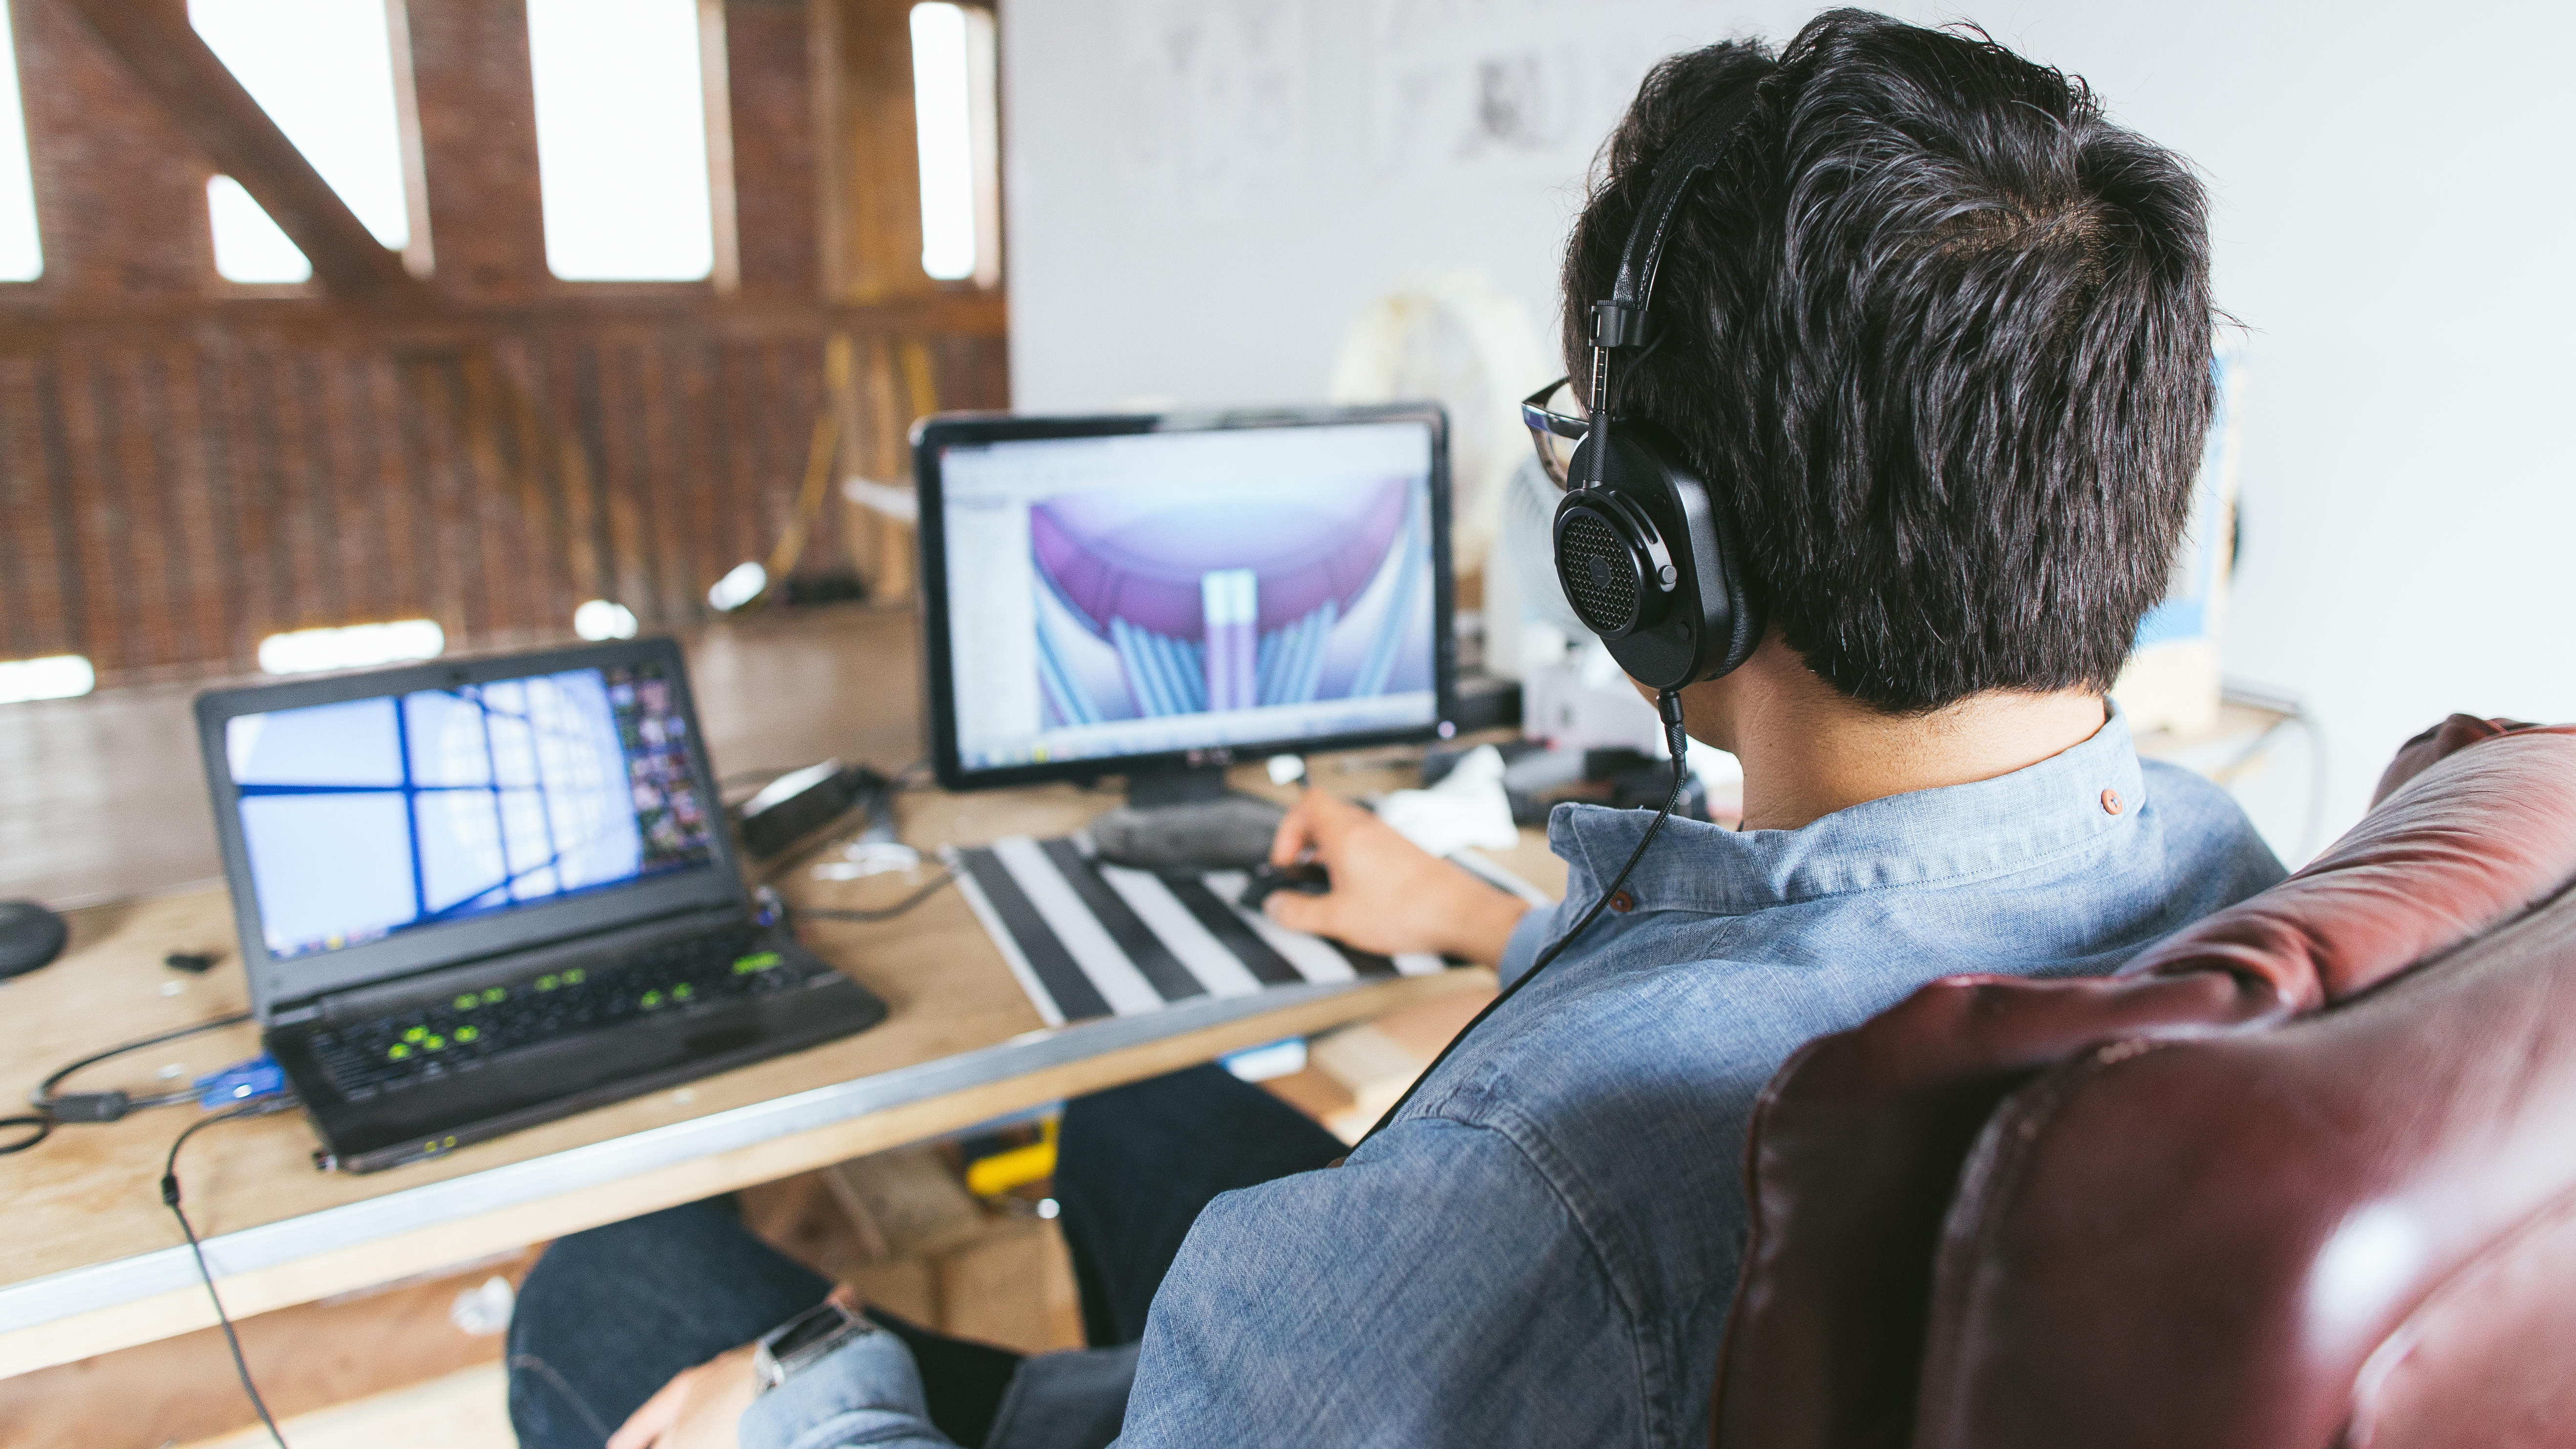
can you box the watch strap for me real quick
[753,1297,878,1392]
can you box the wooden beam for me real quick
[812,0,939,306]
[0,291,1010,354]
[48,0,419,300]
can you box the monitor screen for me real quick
[932,418,1443,776]
[221,663,719,961]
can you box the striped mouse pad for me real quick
[945,834,1449,1027]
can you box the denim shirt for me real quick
[744,707,2285,1449]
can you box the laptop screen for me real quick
[221,663,720,962]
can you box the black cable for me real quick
[0,1011,256,1156]
[791,867,959,924]
[1352,689,1694,1150]
[39,1011,251,1106]
[165,1098,299,1449]
[0,1114,44,1155]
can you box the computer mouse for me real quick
[0,900,67,980]
[1237,862,1331,913]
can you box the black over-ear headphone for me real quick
[1552,88,1765,692]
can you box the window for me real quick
[525,0,719,282]
[572,599,638,641]
[206,176,310,283]
[190,0,416,283]
[0,654,92,704]
[258,620,445,675]
[909,3,998,285]
[0,0,40,282]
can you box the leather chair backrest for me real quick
[1911,863,2576,1447]
[1709,717,2576,1449]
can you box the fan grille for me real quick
[1559,509,1642,634]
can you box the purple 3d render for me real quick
[1028,477,1433,727]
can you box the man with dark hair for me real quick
[509,13,2282,1449]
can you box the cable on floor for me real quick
[164,1096,302,1449]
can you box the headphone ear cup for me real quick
[1552,490,1667,640]
[1552,423,1760,690]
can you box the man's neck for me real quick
[1674,637,2110,833]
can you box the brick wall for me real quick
[0,0,1004,684]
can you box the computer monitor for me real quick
[915,405,1454,797]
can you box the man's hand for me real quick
[1263,790,1529,964]
[609,1343,761,1449]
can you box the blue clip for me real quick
[195,1054,288,1109]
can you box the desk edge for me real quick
[0,977,1456,1338]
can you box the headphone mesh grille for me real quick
[1559,510,1641,634]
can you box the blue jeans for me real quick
[508,1064,1345,1449]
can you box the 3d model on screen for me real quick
[1027,477,1434,727]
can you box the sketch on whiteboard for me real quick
[1384,46,1582,172]
[1116,0,1307,220]
[1367,0,1699,181]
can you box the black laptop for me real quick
[196,637,887,1172]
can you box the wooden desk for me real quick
[0,769,1556,1379]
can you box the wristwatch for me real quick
[752,1294,878,1393]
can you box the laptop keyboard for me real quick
[307,927,798,1100]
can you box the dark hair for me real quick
[1563,9,2212,713]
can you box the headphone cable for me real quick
[1352,689,1693,1149]
[164,1098,300,1449]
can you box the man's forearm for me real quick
[1444,889,1530,966]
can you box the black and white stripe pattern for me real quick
[946,834,1445,1026]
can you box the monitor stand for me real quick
[1088,763,1287,873]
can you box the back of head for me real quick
[1564,9,2213,714]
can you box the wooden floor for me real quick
[0,1162,1085,1449]
[0,601,927,910]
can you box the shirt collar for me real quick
[1547,702,2147,917]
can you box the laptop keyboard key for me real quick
[308,926,771,1100]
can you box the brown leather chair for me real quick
[1709,715,2576,1449]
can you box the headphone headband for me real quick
[1592,87,1763,351]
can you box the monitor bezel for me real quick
[914,404,1457,794]
[195,636,746,1022]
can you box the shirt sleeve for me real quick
[1495,897,1570,988]
[1112,1112,1649,1449]
[737,1329,961,1449]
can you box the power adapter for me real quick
[733,760,888,860]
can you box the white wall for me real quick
[1002,0,2576,856]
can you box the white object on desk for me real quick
[1376,743,1519,857]
[842,476,921,525]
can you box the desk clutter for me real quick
[948,835,1445,1026]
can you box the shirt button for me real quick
[1609,890,1637,913]
[2100,788,2124,816]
